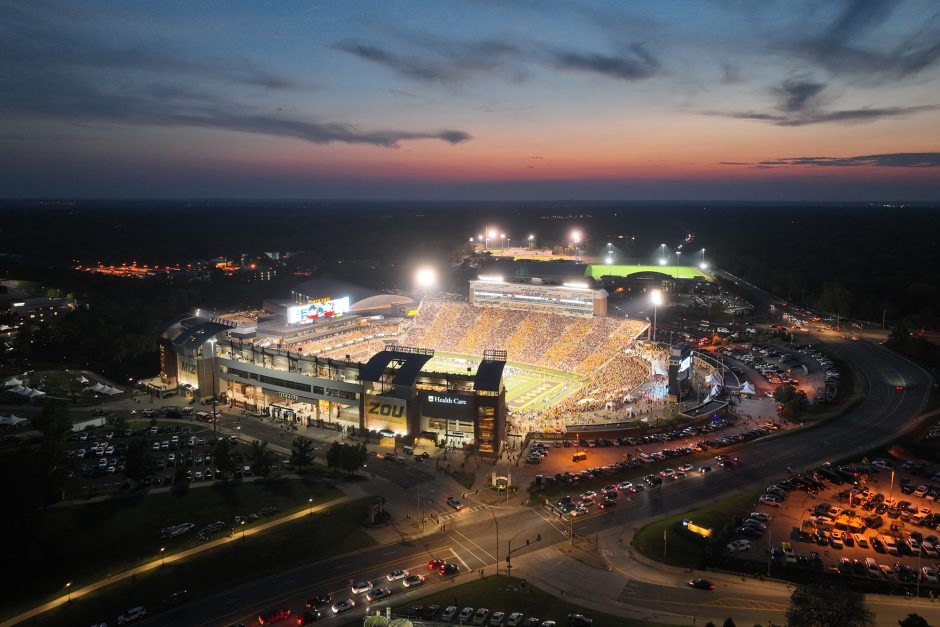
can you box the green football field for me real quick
[424,352,583,412]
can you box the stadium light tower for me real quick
[487,228,497,249]
[528,233,535,248]
[675,250,681,282]
[650,289,663,343]
[571,230,582,261]
[659,243,667,265]
[700,248,708,270]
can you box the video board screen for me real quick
[287,297,350,325]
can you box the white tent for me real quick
[0,415,27,427]
[87,383,107,393]
[4,377,23,388]
[705,373,722,386]
[77,376,90,384]
[651,360,668,377]
[101,386,122,396]
[740,381,756,396]
[27,388,46,398]
[9,385,27,394]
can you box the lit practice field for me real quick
[424,352,583,412]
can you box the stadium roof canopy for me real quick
[351,293,416,311]
[360,349,434,386]
[172,321,230,352]
[291,278,375,304]
[474,359,506,392]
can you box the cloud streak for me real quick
[335,38,522,84]
[551,44,660,81]
[788,0,940,82]
[721,104,936,126]
[0,4,472,148]
[721,152,940,168]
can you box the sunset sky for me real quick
[2,0,939,200]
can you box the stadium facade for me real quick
[157,283,508,459]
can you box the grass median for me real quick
[20,496,377,627]
[633,488,763,568]
[382,574,662,627]
[0,476,343,621]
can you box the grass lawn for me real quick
[382,575,663,627]
[30,497,377,627]
[0,477,342,619]
[585,263,710,281]
[633,488,764,568]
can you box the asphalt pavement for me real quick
[135,331,938,627]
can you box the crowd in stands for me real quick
[286,321,401,357]
[400,300,647,377]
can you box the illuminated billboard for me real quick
[287,297,350,325]
[364,394,408,435]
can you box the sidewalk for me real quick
[0,495,354,627]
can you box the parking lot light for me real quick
[160,547,165,567]
[308,498,313,514]
[241,520,246,538]
[65,582,71,603]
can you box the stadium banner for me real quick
[420,391,475,421]
[364,394,408,434]
[287,297,350,325]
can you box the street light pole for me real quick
[208,337,218,440]
[308,498,313,515]
[65,582,71,604]
[160,546,166,567]
[491,511,499,575]
[241,520,246,538]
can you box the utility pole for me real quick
[491,511,499,575]
[767,526,772,576]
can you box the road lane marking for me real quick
[451,529,496,561]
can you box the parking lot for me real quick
[721,454,940,592]
[62,408,280,498]
[513,415,784,492]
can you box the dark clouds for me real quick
[790,0,940,81]
[338,32,662,85]
[551,44,660,81]
[777,78,826,113]
[335,38,523,84]
[0,3,472,148]
[714,70,936,126]
[721,104,936,126]
[722,152,940,168]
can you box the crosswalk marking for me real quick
[438,504,487,522]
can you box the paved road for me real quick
[143,331,935,626]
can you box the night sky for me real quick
[2,0,939,200]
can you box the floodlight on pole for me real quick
[65,582,72,603]
[675,251,681,281]
[415,267,437,290]
[650,289,663,343]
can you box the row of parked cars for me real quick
[402,606,593,626]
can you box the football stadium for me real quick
[156,273,677,460]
